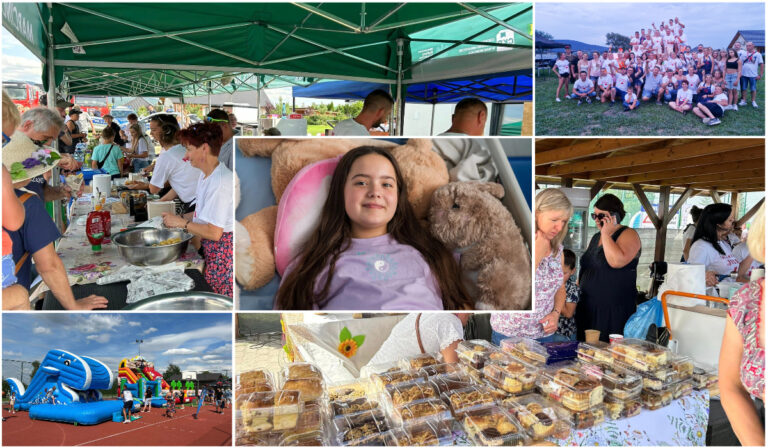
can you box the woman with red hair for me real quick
[162,122,233,297]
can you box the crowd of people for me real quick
[552,18,763,126]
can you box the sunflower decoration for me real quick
[338,327,365,358]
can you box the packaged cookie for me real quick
[608,338,671,372]
[640,386,674,410]
[332,397,379,417]
[462,405,528,446]
[441,385,496,418]
[502,394,571,441]
[428,372,474,394]
[481,352,539,395]
[418,363,461,377]
[578,361,642,399]
[404,419,454,446]
[383,381,438,407]
[282,377,326,403]
[554,402,606,429]
[537,363,604,412]
[278,430,326,446]
[393,398,452,426]
[240,390,303,433]
[500,337,550,365]
[328,379,370,402]
[613,359,676,391]
[282,363,323,382]
[576,342,615,367]
[671,379,694,399]
[370,369,426,392]
[604,395,642,420]
[669,354,695,381]
[400,353,441,371]
[332,408,391,446]
[459,363,485,384]
[456,339,502,370]
[691,364,719,393]
[238,370,275,398]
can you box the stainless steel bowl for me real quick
[112,228,194,266]
[123,292,233,310]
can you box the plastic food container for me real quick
[604,395,642,420]
[328,379,370,402]
[383,381,438,407]
[331,397,379,417]
[282,363,323,381]
[555,402,606,429]
[393,398,452,426]
[576,342,615,367]
[332,408,391,446]
[457,339,503,369]
[239,390,303,433]
[428,372,473,394]
[281,402,325,440]
[608,338,671,372]
[536,363,604,411]
[579,361,642,399]
[403,419,454,446]
[370,369,425,392]
[670,354,695,381]
[500,337,550,365]
[671,379,694,399]
[281,377,326,403]
[640,386,674,410]
[692,364,719,392]
[278,430,326,446]
[399,353,441,371]
[462,405,528,446]
[481,354,539,395]
[459,363,485,383]
[613,359,677,391]
[418,363,461,377]
[441,385,496,418]
[502,394,571,440]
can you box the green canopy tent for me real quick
[3,2,531,134]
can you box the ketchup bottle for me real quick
[86,209,105,252]
[99,196,112,237]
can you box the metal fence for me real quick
[2,359,36,387]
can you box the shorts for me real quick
[144,398,152,405]
[614,88,628,101]
[664,88,677,101]
[558,72,570,79]
[123,400,133,410]
[642,87,660,98]
[741,76,757,92]
[725,73,740,90]
[701,102,724,118]
[623,100,638,109]
[570,91,596,99]
[2,254,17,289]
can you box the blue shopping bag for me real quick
[624,297,664,339]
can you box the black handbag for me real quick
[96,144,116,170]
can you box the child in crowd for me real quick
[623,89,639,111]
[165,392,176,418]
[556,249,580,341]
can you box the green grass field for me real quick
[307,124,332,136]
[535,75,765,136]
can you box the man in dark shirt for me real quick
[103,114,126,146]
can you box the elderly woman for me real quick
[688,203,738,287]
[162,122,233,297]
[719,204,764,446]
[491,188,573,344]
[576,194,641,342]
[123,123,154,173]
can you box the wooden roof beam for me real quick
[535,138,666,165]
[631,183,660,228]
[625,157,765,183]
[662,172,764,186]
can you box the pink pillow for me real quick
[275,156,341,276]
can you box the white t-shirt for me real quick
[740,51,764,78]
[597,75,613,90]
[130,136,153,160]
[332,118,370,136]
[733,242,762,272]
[677,34,687,46]
[123,390,133,402]
[614,74,629,91]
[624,92,637,104]
[711,93,728,111]
[676,89,693,104]
[685,74,700,92]
[664,34,676,47]
[688,239,739,275]
[630,37,640,52]
[662,60,677,73]
[554,59,570,75]
[150,144,201,204]
[573,79,594,93]
[682,224,696,253]
[193,162,234,233]
[366,313,464,367]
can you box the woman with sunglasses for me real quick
[161,122,233,297]
[575,194,641,342]
[688,203,739,287]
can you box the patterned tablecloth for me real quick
[51,195,203,287]
[453,389,709,446]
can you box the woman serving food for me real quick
[161,122,233,297]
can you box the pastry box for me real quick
[393,398,452,426]
[608,338,671,372]
[441,385,496,418]
[502,394,571,440]
[536,362,604,411]
[462,405,529,446]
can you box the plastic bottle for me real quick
[99,196,112,237]
[86,207,105,252]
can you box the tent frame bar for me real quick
[259,10,316,63]
[408,38,529,49]
[366,4,406,30]
[290,3,361,32]
[457,3,532,41]
[261,41,388,67]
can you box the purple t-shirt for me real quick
[285,234,444,310]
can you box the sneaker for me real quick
[702,117,710,124]
[733,104,738,111]
[624,107,630,112]
[738,100,747,106]
[708,118,721,126]
[577,100,582,106]
[753,101,759,109]
[123,420,129,424]
[586,98,592,104]
[555,97,561,102]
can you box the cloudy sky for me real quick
[3,313,232,378]
[537,3,764,48]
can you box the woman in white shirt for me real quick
[681,205,702,261]
[124,123,154,173]
[162,122,234,297]
[552,52,571,102]
[688,203,739,287]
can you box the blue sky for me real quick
[537,3,764,49]
[3,314,232,377]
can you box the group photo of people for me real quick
[535,3,765,136]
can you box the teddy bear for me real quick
[429,181,532,310]
[235,138,449,291]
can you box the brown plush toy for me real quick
[235,138,449,291]
[429,181,532,310]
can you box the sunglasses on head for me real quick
[205,117,229,123]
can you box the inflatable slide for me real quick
[118,356,169,407]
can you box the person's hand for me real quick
[539,311,559,335]
[58,154,80,171]
[72,295,108,310]
[599,213,620,237]
[162,212,186,229]
[704,271,719,287]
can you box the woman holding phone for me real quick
[575,194,642,342]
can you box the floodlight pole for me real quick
[256,75,262,133]
[46,3,63,233]
[395,38,404,136]
[135,339,144,357]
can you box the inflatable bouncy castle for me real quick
[117,356,168,407]
[5,349,122,425]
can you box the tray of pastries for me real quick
[462,405,529,446]
[403,419,454,446]
[278,430,326,446]
[238,370,275,398]
[555,402,606,429]
[393,398,452,426]
[502,394,571,440]
[333,408,391,446]
[332,397,380,417]
[370,368,426,392]
[576,342,615,367]
[400,353,441,371]
[578,361,642,399]
[239,390,303,433]
[537,363,604,411]
[384,381,438,407]
[604,394,642,420]
[456,339,502,370]
[279,402,325,441]
[459,363,485,383]
[669,354,694,381]
[640,385,674,410]
[282,363,324,382]
[608,338,671,372]
[418,363,461,377]
[441,385,496,418]
[282,377,325,402]
[428,372,474,394]
[612,358,677,391]
[691,364,719,394]
[481,353,539,395]
[500,337,550,365]
[671,379,694,399]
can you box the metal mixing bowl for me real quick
[112,228,194,266]
[122,292,233,310]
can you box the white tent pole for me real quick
[396,38,404,136]
[256,75,262,134]
[430,103,435,135]
[46,2,63,233]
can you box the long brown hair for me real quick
[276,146,471,310]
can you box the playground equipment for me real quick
[5,349,122,425]
[169,380,196,404]
[117,356,168,407]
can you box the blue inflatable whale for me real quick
[6,349,122,425]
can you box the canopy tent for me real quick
[3,2,531,133]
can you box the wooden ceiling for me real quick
[535,138,765,193]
